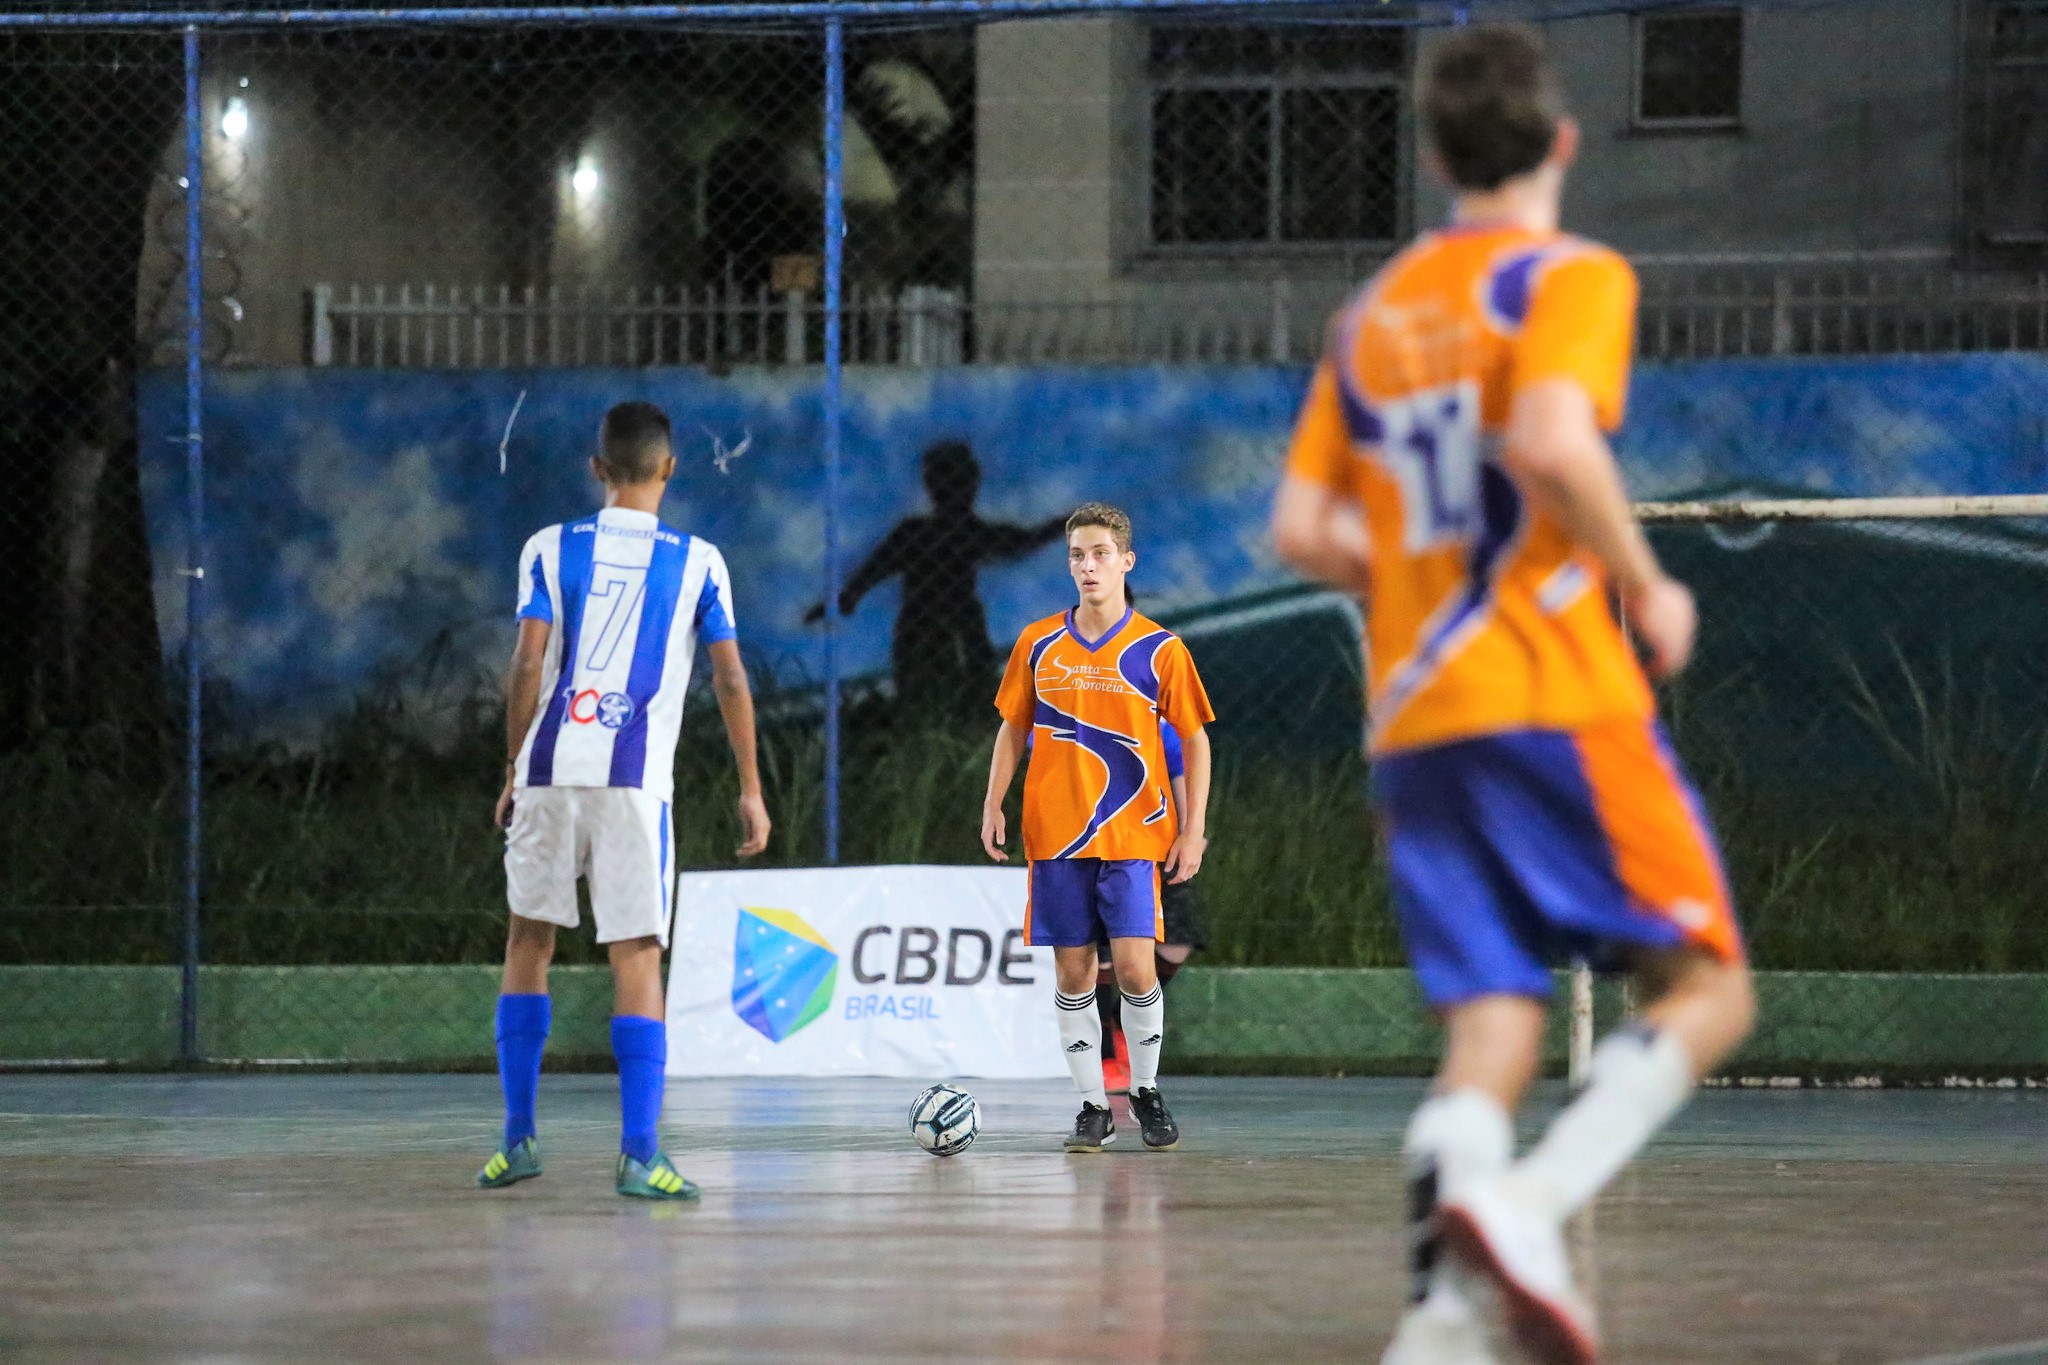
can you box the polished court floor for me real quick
[0,1074,2042,1364]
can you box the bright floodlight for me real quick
[572,159,600,200]
[221,97,249,142]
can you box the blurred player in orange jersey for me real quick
[1271,26,1755,1365]
[982,503,1215,1154]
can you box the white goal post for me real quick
[1564,490,2048,1087]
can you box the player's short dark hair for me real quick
[1419,24,1564,193]
[1066,502,1132,553]
[598,401,673,484]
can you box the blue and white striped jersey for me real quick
[511,508,737,801]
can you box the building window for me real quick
[1634,8,1744,129]
[1147,23,1407,249]
[1979,1,2048,243]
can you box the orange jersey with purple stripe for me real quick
[995,607,1215,862]
[1285,224,1653,755]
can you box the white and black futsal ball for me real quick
[908,1082,980,1156]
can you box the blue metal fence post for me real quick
[180,25,206,1064]
[821,16,846,864]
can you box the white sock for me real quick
[1512,1024,1693,1220]
[1120,985,1164,1092]
[1402,1089,1513,1308]
[1055,991,1109,1109]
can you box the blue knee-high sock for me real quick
[611,1015,666,1164]
[496,993,551,1149]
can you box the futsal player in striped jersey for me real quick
[1272,27,1755,1365]
[981,503,1215,1153]
[477,401,771,1201]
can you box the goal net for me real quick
[1569,493,2048,1084]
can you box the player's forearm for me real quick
[714,675,764,798]
[503,656,545,765]
[983,723,1025,811]
[1272,477,1370,591]
[1517,441,1663,599]
[1178,729,1212,836]
[1283,537,1369,592]
[1506,384,1664,600]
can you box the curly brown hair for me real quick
[1064,501,1133,553]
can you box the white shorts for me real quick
[504,787,675,946]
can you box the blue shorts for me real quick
[1025,858,1163,948]
[1374,721,1742,1010]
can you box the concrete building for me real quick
[973,2,2048,362]
[137,36,837,369]
[147,4,2047,368]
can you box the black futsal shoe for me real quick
[1063,1102,1116,1153]
[1130,1087,1180,1150]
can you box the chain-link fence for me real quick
[2,0,2046,1077]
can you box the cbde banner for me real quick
[664,865,1064,1079]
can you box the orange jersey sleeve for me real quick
[994,625,1043,729]
[1509,249,1638,431]
[1155,637,1216,739]
[1284,359,1355,495]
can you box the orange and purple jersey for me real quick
[1296,224,1744,992]
[995,607,1215,863]
[1285,223,1653,756]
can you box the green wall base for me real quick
[3,965,2043,1079]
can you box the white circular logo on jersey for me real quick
[597,692,635,730]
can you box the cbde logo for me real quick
[731,909,1042,1044]
[731,908,838,1044]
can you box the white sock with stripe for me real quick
[1055,991,1109,1110]
[1120,985,1165,1093]
[1510,1024,1693,1220]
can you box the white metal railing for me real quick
[1633,260,2048,361]
[307,281,966,368]
[968,263,2048,365]
[308,259,2048,369]
[968,293,1328,365]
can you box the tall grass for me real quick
[1708,642,2048,973]
[2,666,2043,972]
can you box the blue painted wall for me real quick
[136,356,2048,736]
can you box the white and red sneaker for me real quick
[1379,1272,1503,1365]
[1439,1180,1600,1365]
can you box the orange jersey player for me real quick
[1272,26,1754,1365]
[1285,213,1654,760]
[981,502,1215,1156]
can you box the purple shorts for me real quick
[1374,724,1740,1009]
[1024,859,1162,948]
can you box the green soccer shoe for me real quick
[616,1152,701,1202]
[476,1136,544,1189]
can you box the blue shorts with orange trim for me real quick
[1372,720,1743,1009]
[1026,859,1163,948]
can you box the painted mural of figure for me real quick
[806,439,1064,714]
